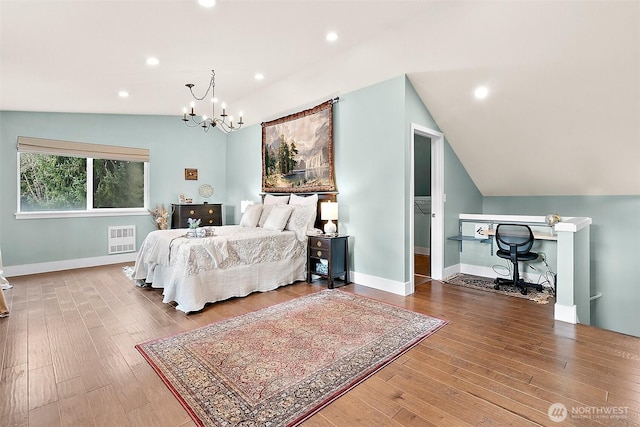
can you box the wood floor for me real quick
[1,264,638,426]
[414,253,430,277]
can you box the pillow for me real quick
[264,194,290,205]
[239,204,262,227]
[286,205,317,240]
[258,204,274,227]
[262,204,293,231]
[289,193,318,206]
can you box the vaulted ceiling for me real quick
[1,0,638,196]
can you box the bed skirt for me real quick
[140,255,307,313]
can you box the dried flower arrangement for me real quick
[149,205,169,230]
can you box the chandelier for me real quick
[181,70,244,133]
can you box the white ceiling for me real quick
[1,0,639,196]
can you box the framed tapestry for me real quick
[262,99,336,193]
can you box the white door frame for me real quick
[410,123,444,284]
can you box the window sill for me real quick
[15,208,150,220]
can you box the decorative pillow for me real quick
[239,204,262,227]
[258,204,274,227]
[262,204,293,231]
[286,205,317,240]
[264,194,290,205]
[289,193,318,206]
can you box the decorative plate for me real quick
[198,184,214,198]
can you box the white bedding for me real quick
[132,226,307,312]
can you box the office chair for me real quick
[493,224,543,295]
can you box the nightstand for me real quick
[307,235,350,288]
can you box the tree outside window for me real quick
[19,153,145,212]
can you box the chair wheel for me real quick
[493,278,499,284]
[494,284,500,290]
[520,288,527,295]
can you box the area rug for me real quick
[136,289,447,427]
[444,273,553,304]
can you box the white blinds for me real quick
[17,136,150,162]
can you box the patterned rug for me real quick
[136,290,447,427]
[444,273,554,304]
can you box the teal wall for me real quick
[223,75,476,284]
[0,111,227,266]
[444,143,484,269]
[484,196,640,337]
[225,125,262,224]
[3,77,635,338]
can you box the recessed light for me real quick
[146,57,159,66]
[326,32,338,42]
[474,85,489,99]
[198,0,216,8]
[118,91,130,98]
[254,73,264,81]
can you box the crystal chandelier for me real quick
[181,70,244,133]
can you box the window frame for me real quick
[15,137,150,220]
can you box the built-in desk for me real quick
[453,214,592,325]
[479,228,557,241]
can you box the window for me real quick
[17,136,149,218]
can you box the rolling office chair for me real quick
[493,224,543,295]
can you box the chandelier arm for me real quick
[181,70,241,133]
[187,71,216,101]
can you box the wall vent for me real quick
[108,225,136,254]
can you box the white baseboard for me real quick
[414,246,430,256]
[351,271,414,296]
[443,263,460,279]
[4,253,137,277]
[554,303,578,324]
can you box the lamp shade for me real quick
[320,201,338,220]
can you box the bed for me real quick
[132,193,335,312]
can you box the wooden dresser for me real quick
[171,203,222,228]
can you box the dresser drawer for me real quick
[171,203,222,228]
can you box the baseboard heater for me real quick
[108,225,136,254]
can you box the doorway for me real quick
[410,124,444,287]
[414,134,432,278]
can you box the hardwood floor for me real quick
[414,253,430,277]
[1,264,638,426]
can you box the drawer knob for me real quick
[189,210,195,215]
[317,251,322,257]
[208,209,213,214]
[316,241,322,247]
[209,219,213,224]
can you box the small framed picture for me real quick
[185,168,198,180]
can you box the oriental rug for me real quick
[136,289,447,427]
[444,273,553,304]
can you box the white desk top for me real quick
[479,228,557,241]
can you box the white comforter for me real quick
[132,226,307,312]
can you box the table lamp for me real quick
[321,201,338,235]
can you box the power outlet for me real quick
[474,224,489,239]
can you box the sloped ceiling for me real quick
[1,0,638,196]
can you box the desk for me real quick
[479,228,557,241]
[455,214,592,325]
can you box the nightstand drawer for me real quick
[309,237,330,250]
[312,249,329,259]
